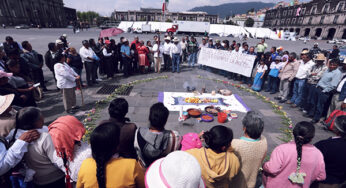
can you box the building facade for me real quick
[0,0,76,27]
[263,0,346,40]
[113,8,219,24]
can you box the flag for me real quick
[296,7,301,16]
[162,2,166,14]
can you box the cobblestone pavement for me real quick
[0,28,334,154]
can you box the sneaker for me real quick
[279,99,287,103]
[96,78,102,82]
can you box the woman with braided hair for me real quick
[76,122,145,188]
[262,122,326,188]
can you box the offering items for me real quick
[184,97,218,104]
[187,108,202,118]
[205,106,221,116]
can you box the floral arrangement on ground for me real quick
[197,75,293,143]
[82,75,169,141]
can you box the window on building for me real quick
[281,19,285,24]
[310,6,317,15]
[288,10,293,16]
[320,16,325,24]
[333,15,339,24]
[301,8,306,15]
[337,1,345,12]
[276,12,281,18]
[322,4,330,13]
[286,18,291,25]
[283,10,287,16]
[308,17,313,24]
[299,17,303,24]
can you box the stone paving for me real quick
[0,28,334,154]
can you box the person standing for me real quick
[146,41,154,73]
[89,39,103,81]
[288,50,315,108]
[255,39,267,62]
[252,59,268,92]
[120,39,131,77]
[137,41,149,74]
[152,39,162,73]
[180,37,188,63]
[21,41,48,91]
[54,54,80,114]
[44,43,58,87]
[265,56,284,94]
[110,39,119,74]
[187,37,199,68]
[276,53,299,103]
[329,45,340,59]
[79,40,98,87]
[102,40,114,79]
[67,47,84,86]
[170,37,182,73]
[162,37,172,71]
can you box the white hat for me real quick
[145,151,205,188]
[314,42,318,45]
[173,37,179,42]
[55,39,63,45]
[62,34,67,38]
[0,94,14,115]
[123,38,128,42]
[343,58,346,64]
[164,36,171,41]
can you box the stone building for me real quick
[113,8,219,24]
[0,0,76,27]
[263,0,346,40]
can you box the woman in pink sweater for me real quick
[262,121,326,188]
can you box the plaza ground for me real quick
[0,28,334,154]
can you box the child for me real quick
[265,56,283,94]
[252,59,268,92]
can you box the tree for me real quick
[244,18,254,27]
[77,11,100,25]
[165,19,173,22]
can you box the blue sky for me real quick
[63,0,309,16]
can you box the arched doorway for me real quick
[342,29,346,39]
[327,28,336,40]
[315,28,322,37]
[296,28,301,35]
[289,28,294,32]
[304,28,311,36]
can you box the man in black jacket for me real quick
[44,43,58,84]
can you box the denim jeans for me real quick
[172,54,180,72]
[188,52,197,67]
[290,79,306,105]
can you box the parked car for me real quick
[327,39,343,44]
[15,24,30,29]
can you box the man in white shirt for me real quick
[180,38,187,63]
[0,130,39,177]
[170,37,182,73]
[79,40,97,86]
[288,50,315,108]
[162,37,172,71]
[152,39,163,73]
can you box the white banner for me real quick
[198,47,256,77]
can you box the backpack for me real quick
[0,136,11,188]
[323,110,346,131]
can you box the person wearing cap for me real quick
[54,53,80,114]
[288,50,315,108]
[186,125,240,187]
[276,52,299,103]
[265,56,284,94]
[152,39,163,73]
[310,43,321,56]
[276,46,284,56]
[315,115,346,187]
[120,38,132,77]
[231,111,267,188]
[79,40,98,86]
[21,41,48,91]
[102,40,115,79]
[187,37,199,68]
[214,39,224,50]
[304,59,342,124]
[145,151,205,188]
[170,37,182,73]
[0,70,37,107]
[55,39,66,54]
[162,36,172,71]
[301,54,328,112]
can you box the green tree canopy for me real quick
[77,11,100,23]
[244,18,254,27]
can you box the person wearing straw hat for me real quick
[170,37,182,73]
[288,49,315,108]
[145,151,205,188]
[300,53,328,112]
[315,115,346,188]
[0,94,16,137]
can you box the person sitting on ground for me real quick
[77,122,145,188]
[0,70,36,107]
[314,115,346,188]
[134,102,181,168]
[0,94,17,137]
[276,52,299,103]
[303,59,342,124]
[54,53,80,114]
[231,111,267,188]
[262,121,326,188]
[145,151,205,188]
[48,115,91,186]
[100,98,137,159]
[8,107,66,187]
[186,125,240,188]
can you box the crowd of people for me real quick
[0,33,346,188]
